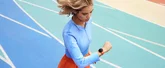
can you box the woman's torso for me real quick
[63,17,92,58]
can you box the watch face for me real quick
[98,48,103,52]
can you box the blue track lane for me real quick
[0,0,48,34]
[0,0,65,68]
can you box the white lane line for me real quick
[14,0,64,45]
[0,44,16,68]
[100,59,121,68]
[90,64,96,68]
[19,0,58,13]
[108,28,165,48]
[16,0,121,67]
[95,3,114,10]
[0,14,51,38]
[92,22,165,61]
[52,0,57,4]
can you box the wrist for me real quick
[98,48,104,56]
[97,52,102,57]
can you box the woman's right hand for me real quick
[102,41,112,53]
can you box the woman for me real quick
[57,0,112,68]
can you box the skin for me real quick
[72,5,93,28]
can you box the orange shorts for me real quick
[58,53,90,68]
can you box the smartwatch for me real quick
[98,48,104,55]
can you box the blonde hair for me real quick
[57,0,93,15]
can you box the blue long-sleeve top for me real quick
[63,17,100,68]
